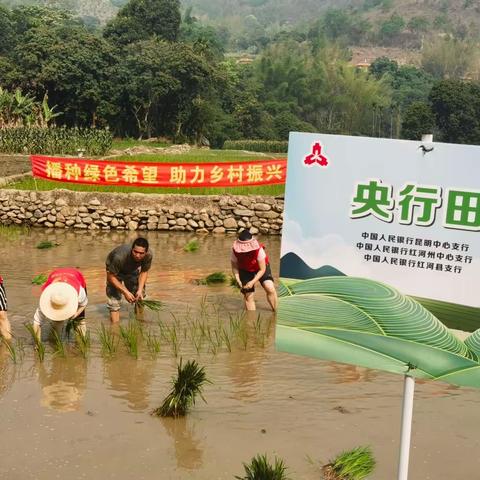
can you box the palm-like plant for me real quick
[152,359,210,417]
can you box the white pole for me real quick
[397,374,415,480]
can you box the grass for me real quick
[75,330,91,359]
[25,323,45,362]
[235,454,289,480]
[36,240,56,249]
[98,323,118,357]
[0,224,30,241]
[146,331,161,356]
[183,239,200,252]
[152,359,210,417]
[31,273,47,285]
[323,446,376,480]
[7,149,285,195]
[51,329,67,358]
[119,321,140,358]
[1,336,18,363]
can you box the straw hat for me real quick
[233,230,260,253]
[39,282,78,321]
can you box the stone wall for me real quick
[0,189,284,235]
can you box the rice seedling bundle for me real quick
[235,454,290,480]
[136,299,163,311]
[323,446,376,480]
[152,359,210,417]
[183,239,200,252]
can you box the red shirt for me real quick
[42,268,86,293]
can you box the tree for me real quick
[8,24,115,126]
[113,38,213,138]
[379,14,405,45]
[429,79,480,144]
[104,0,181,47]
[422,37,477,80]
[401,101,435,140]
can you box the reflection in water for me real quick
[161,416,203,470]
[0,345,16,398]
[103,355,155,411]
[38,355,87,412]
[327,363,379,384]
[227,312,276,401]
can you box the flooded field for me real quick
[0,229,479,480]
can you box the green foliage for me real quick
[36,240,55,250]
[183,239,200,252]
[324,446,376,480]
[422,37,476,80]
[205,272,227,284]
[223,140,288,153]
[401,101,435,140]
[153,358,209,417]
[98,323,119,356]
[25,323,45,362]
[0,126,112,155]
[429,79,480,144]
[31,274,47,285]
[136,299,163,311]
[379,14,405,44]
[119,320,140,357]
[104,0,181,46]
[235,454,289,480]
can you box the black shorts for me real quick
[239,264,274,293]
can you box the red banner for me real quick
[30,155,287,187]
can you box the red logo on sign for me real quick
[304,142,329,167]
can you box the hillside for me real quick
[1,0,479,34]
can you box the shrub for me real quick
[223,140,288,153]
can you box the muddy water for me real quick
[0,229,479,480]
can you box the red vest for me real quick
[233,244,269,272]
[42,268,86,293]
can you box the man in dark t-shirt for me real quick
[105,237,153,322]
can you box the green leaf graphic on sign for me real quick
[277,276,480,388]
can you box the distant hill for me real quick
[280,252,345,280]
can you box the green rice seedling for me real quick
[235,454,290,480]
[0,225,29,241]
[119,321,140,358]
[168,325,179,357]
[1,336,18,363]
[230,274,241,290]
[152,359,210,417]
[65,317,84,339]
[98,323,118,357]
[75,330,91,359]
[36,240,56,249]
[183,239,199,252]
[146,331,161,356]
[222,326,232,352]
[31,273,48,285]
[136,299,163,311]
[323,446,376,480]
[51,329,67,358]
[25,323,45,362]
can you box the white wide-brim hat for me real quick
[39,282,78,321]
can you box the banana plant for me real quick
[277,276,480,388]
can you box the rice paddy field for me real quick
[0,227,479,479]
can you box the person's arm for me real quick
[70,288,88,319]
[243,257,267,290]
[135,271,148,300]
[107,271,136,303]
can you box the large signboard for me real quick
[277,132,480,388]
[31,155,286,188]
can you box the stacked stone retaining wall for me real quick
[0,189,284,235]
